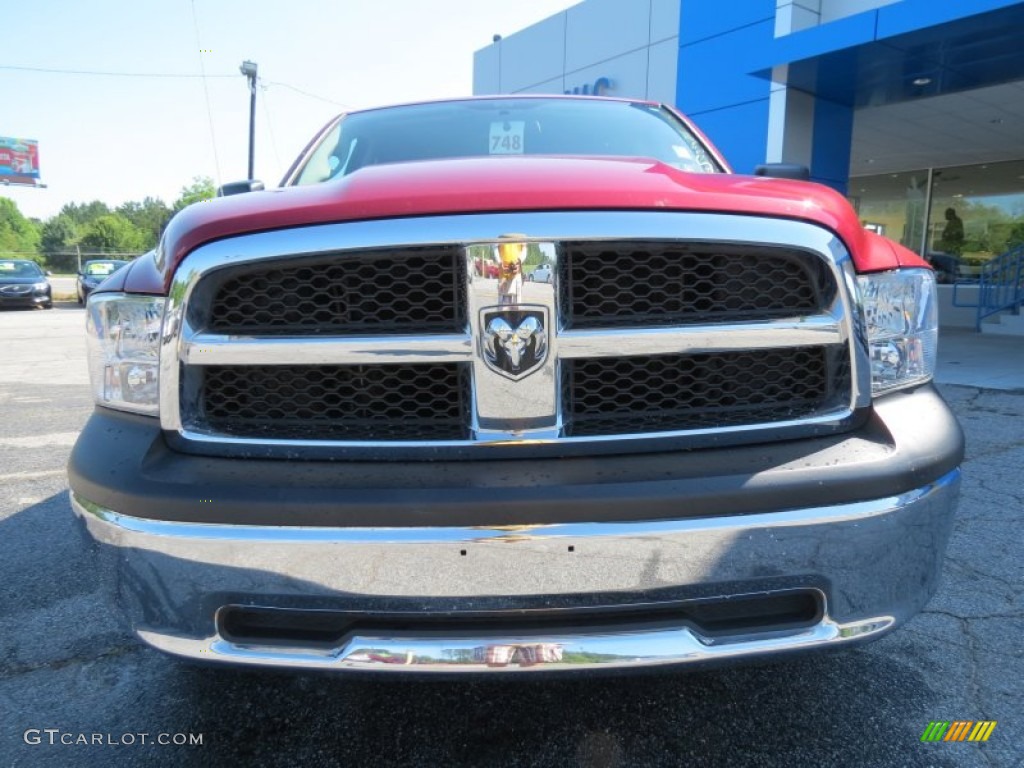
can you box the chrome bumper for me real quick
[72,469,960,673]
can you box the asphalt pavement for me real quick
[0,304,1020,767]
[46,276,77,299]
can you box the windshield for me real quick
[293,99,722,186]
[84,260,127,277]
[0,260,44,278]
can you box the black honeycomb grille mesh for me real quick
[563,346,848,437]
[204,247,464,335]
[200,364,470,441]
[561,242,829,328]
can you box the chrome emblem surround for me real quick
[480,305,549,381]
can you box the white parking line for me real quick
[0,469,67,482]
[0,432,80,449]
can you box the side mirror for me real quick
[754,163,810,181]
[217,179,265,197]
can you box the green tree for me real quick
[0,197,41,257]
[173,176,216,212]
[116,196,172,249]
[59,200,112,227]
[40,213,79,256]
[78,214,145,254]
[1007,221,1024,250]
[524,243,546,266]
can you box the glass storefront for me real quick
[851,158,1024,279]
[850,170,930,253]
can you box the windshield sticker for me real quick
[0,263,14,271]
[489,121,525,155]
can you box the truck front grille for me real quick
[199,363,471,441]
[165,212,865,458]
[201,246,465,335]
[563,346,848,437]
[561,242,832,329]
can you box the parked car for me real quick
[77,259,129,304]
[529,263,552,283]
[474,257,500,279]
[0,259,52,309]
[69,95,963,675]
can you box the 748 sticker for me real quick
[489,121,525,154]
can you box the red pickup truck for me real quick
[70,95,962,673]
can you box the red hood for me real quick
[140,156,922,293]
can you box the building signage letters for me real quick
[564,77,611,96]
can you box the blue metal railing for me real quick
[950,256,978,311]
[971,243,1024,330]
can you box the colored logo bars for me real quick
[920,721,997,742]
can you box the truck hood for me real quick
[137,156,922,293]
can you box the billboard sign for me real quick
[0,137,40,185]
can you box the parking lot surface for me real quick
[1,305,1020,767]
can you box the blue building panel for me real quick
[686,99,772,176]
[676,18,775,115]
[676,5,778,179]
[756,0,1024,107]
[759,12,878,73]
[678,0,775,46]
[810,98,854,192]
[874,0,1021,38]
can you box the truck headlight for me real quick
[86,294,166,415]
[857,268,937,395]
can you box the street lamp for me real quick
[239,60,258,180]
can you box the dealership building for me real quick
[474,0,1024,286]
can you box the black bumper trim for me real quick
[67,385,963,528]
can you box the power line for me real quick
[262,80,350,109]
[190,0,222,185]
[0,64,349,111]
[0,64,235,78]
[259,81,283,178]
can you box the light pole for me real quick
[239,60,258,180]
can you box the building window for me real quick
[849,170,930,254]
[927,160,1024,268]
[851,159,1024,274]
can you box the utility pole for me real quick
[239,60,258,180]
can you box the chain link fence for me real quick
[0,251,143,274]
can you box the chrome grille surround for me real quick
[159,211,871,460]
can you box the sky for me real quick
[1,0,578,221]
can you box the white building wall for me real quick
[647,37,681,104]
[473,0,680,104]
[773,0,903,36]
[650,0,681,38]
[514,76,568,96]
[473,45,500,95]
[775,0,822,36]
[564,0,651,72]
[499,17,568,93]
[819,0,901,24]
